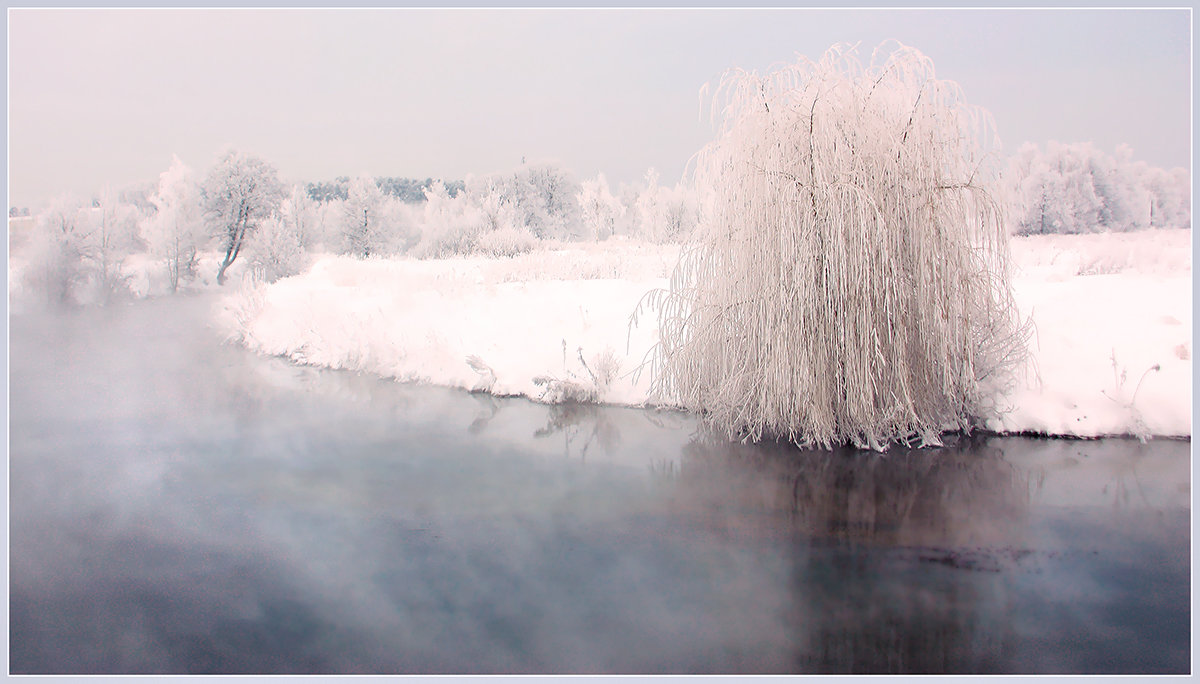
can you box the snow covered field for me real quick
[221,231,1191,440]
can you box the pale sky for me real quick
[6,7,1192,209]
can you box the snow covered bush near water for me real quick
[219,229,1190,442]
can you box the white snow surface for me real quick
[220,231,1192,440]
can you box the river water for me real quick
[8,295,1191,674]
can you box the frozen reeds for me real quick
[646,42,1029,450]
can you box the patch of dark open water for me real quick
[8,296,1191,674]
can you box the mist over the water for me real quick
[8,296,1189,674]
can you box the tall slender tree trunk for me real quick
[217,210,249,285]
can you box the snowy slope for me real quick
[219,231,1191,440]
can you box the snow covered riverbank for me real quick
[219,231,1192,440]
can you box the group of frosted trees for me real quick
[1007,141,1190,234]
[25,187,164,307]
[14,137,1190,310]
[329,162,698,259]
[19,151,291,306]
[15,152,700,307]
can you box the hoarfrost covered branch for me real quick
[647,43,1030,450]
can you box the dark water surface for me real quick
[9,296,1191,674]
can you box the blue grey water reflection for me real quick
[9,296,1190,674]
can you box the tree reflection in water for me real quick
[653,435,1040,673]
[661,434,1033,548]
[534,402,622,462]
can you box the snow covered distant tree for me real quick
[309,199,345,251]
[633,168,663,239]
[413,180,484,257]
[202,150,284,284]
[523,162,582,239]
[307,178,349,203]
[279,184,319,252]
[464,173,537,255]
[467,174,519,232]
[341,176,388,257]
[141,156,204,292]
[27,196,90,306]
[26,191,142,306]
[614,180,643,237]
[1144,166,1191,230]
[1010,142,1102,234]
[577,173,624,241]
[83,188,141,303]
[631,168,698,243]
[471,162,582,240]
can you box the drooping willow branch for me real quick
[647,42,1030,451]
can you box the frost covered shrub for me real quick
[474,224,537,257]
[400,162,588,257]
[533,344,622,403]
[632,168,699,243]
[466,172,540,256]
[247,214,307,282]
[469,173,525,234]
[465,162,584,241]
[647,43,1028,450]
[279,184,321,253]
[340,175,407,257]
[513,162,583,239]
[577,173,624,241]
[610,169,699,243]
[411,180,484,257]
[25,198,91,307]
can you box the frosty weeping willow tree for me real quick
[646,42,1028,451]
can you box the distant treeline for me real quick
[306,177,466,203]
[1007,142,1190,235]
